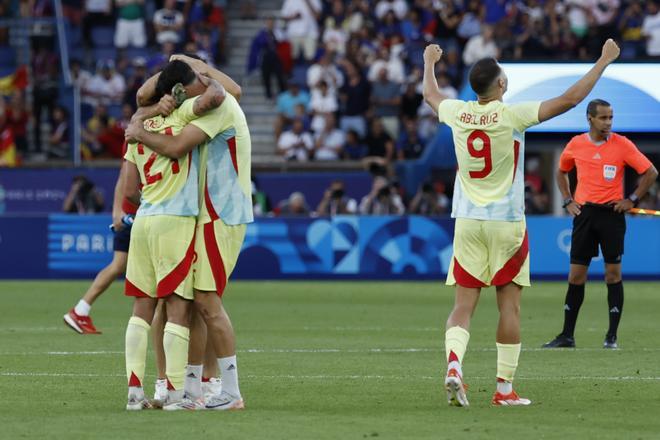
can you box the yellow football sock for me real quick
[163,322,190,391]
[125,316,150,387]
[445,326,470,363]
[496,343,521,382]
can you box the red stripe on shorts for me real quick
[156,233,196,297]
[453,257,487,288]
[203,222,227,297]
[491,230,529,287]
[512,140,520,183]
[125,279,151,298]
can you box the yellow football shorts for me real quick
[193,219,247,296]
[125,215,196,300]
[446,218,530,288]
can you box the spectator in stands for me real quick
[82,0,113,48]
[32,43,59,157]
[396,119,425,160]
[188,0,227,63]
[409,181,449,216]
[359,176,405,215]
[322,17,347,55]
[252,180,271,217]
[313,114,344,161]
[374,0,408,20]
[343,129,368,160]
[277,117,314,161]
[642,1,660,57]
[277,191,310,216]
[400,80,422,122]
[367,46,405,84]
[377,10,402,40]
[153,0,184,45]
[434,0,461,48]
[365,118,395,163]
[338,60,370,138]
[63,175,104,214]
[586,0,620,57]
[70,58,92,94]
[123,57,147,105]
[275,81,310,139]
[343,0,369,34]
[281,0,322,62]
[370,67,401,139]
[310,80,338,133]
[307,50,344,92]
[524,156,549,214]
[316,180,357,215]
[619,1,646,59]
[457,0,484,40]
[114,0,146,49]
[85,60,126,107]
[48,105,70,159]
[81,104,111,158]
[463,24,499,66]
[5,92,29,156]
[0,104,18,167]
[249,16,287,100]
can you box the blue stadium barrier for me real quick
[0,215,658,280]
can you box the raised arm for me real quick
[538,39,620,123]
[422,44,448,114]
[170,54,242,101]
[126,123,209,159]
[136,72,161,107]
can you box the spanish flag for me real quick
[0,65,28,97]
[0,127,17,167]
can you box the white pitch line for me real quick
[1,347,659,356]
[2,372,660,381]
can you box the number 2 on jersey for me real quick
[467,130,492,179]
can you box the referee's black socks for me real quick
[606,281,624,338]
[562,283,585,338]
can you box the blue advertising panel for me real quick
[500,64,660,132]
[0,215,657,280]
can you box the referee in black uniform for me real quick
[543,99,658,349]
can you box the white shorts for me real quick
[114,19,146,48]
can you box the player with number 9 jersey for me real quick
[438,98,540,288]
[123,98,201,301]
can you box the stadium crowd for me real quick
[1,0,660,211]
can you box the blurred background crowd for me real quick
[1,0,660,214]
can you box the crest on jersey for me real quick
[603,165,617,181]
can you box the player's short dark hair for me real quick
[468,58,501,96]
[587,99,611,117]
[155,60,196,100]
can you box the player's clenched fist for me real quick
[423,44,443,64]
[601,38,620,64]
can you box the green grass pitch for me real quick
[1,280,659,439]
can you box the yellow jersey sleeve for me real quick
[506,101,541,132]
[172,97,197,125]
[437,99,464,125]
[124,143,137,164]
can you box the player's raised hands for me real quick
[423,44,443,65]
[601,39,620,64]
[157,94,177,117]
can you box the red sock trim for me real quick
[202,377,211,383]
[496,377,509,383]
[128,372,141,387]
[448,350,459,363]
[167,379,175,391]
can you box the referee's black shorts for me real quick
[113,224,132,253]
[570,203,626,265]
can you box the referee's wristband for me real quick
[628,194,639,206]
[562,197,574,208]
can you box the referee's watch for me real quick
[628,194,639,206]
[562,197,574,208]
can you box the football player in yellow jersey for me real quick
[127,55,250,410]
[122,60,228,410]
[422,40,620,406]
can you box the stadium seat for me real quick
[93,47,117,63]
[106,104,122,119]
[91,26,115,48]
[291,65,309,90]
